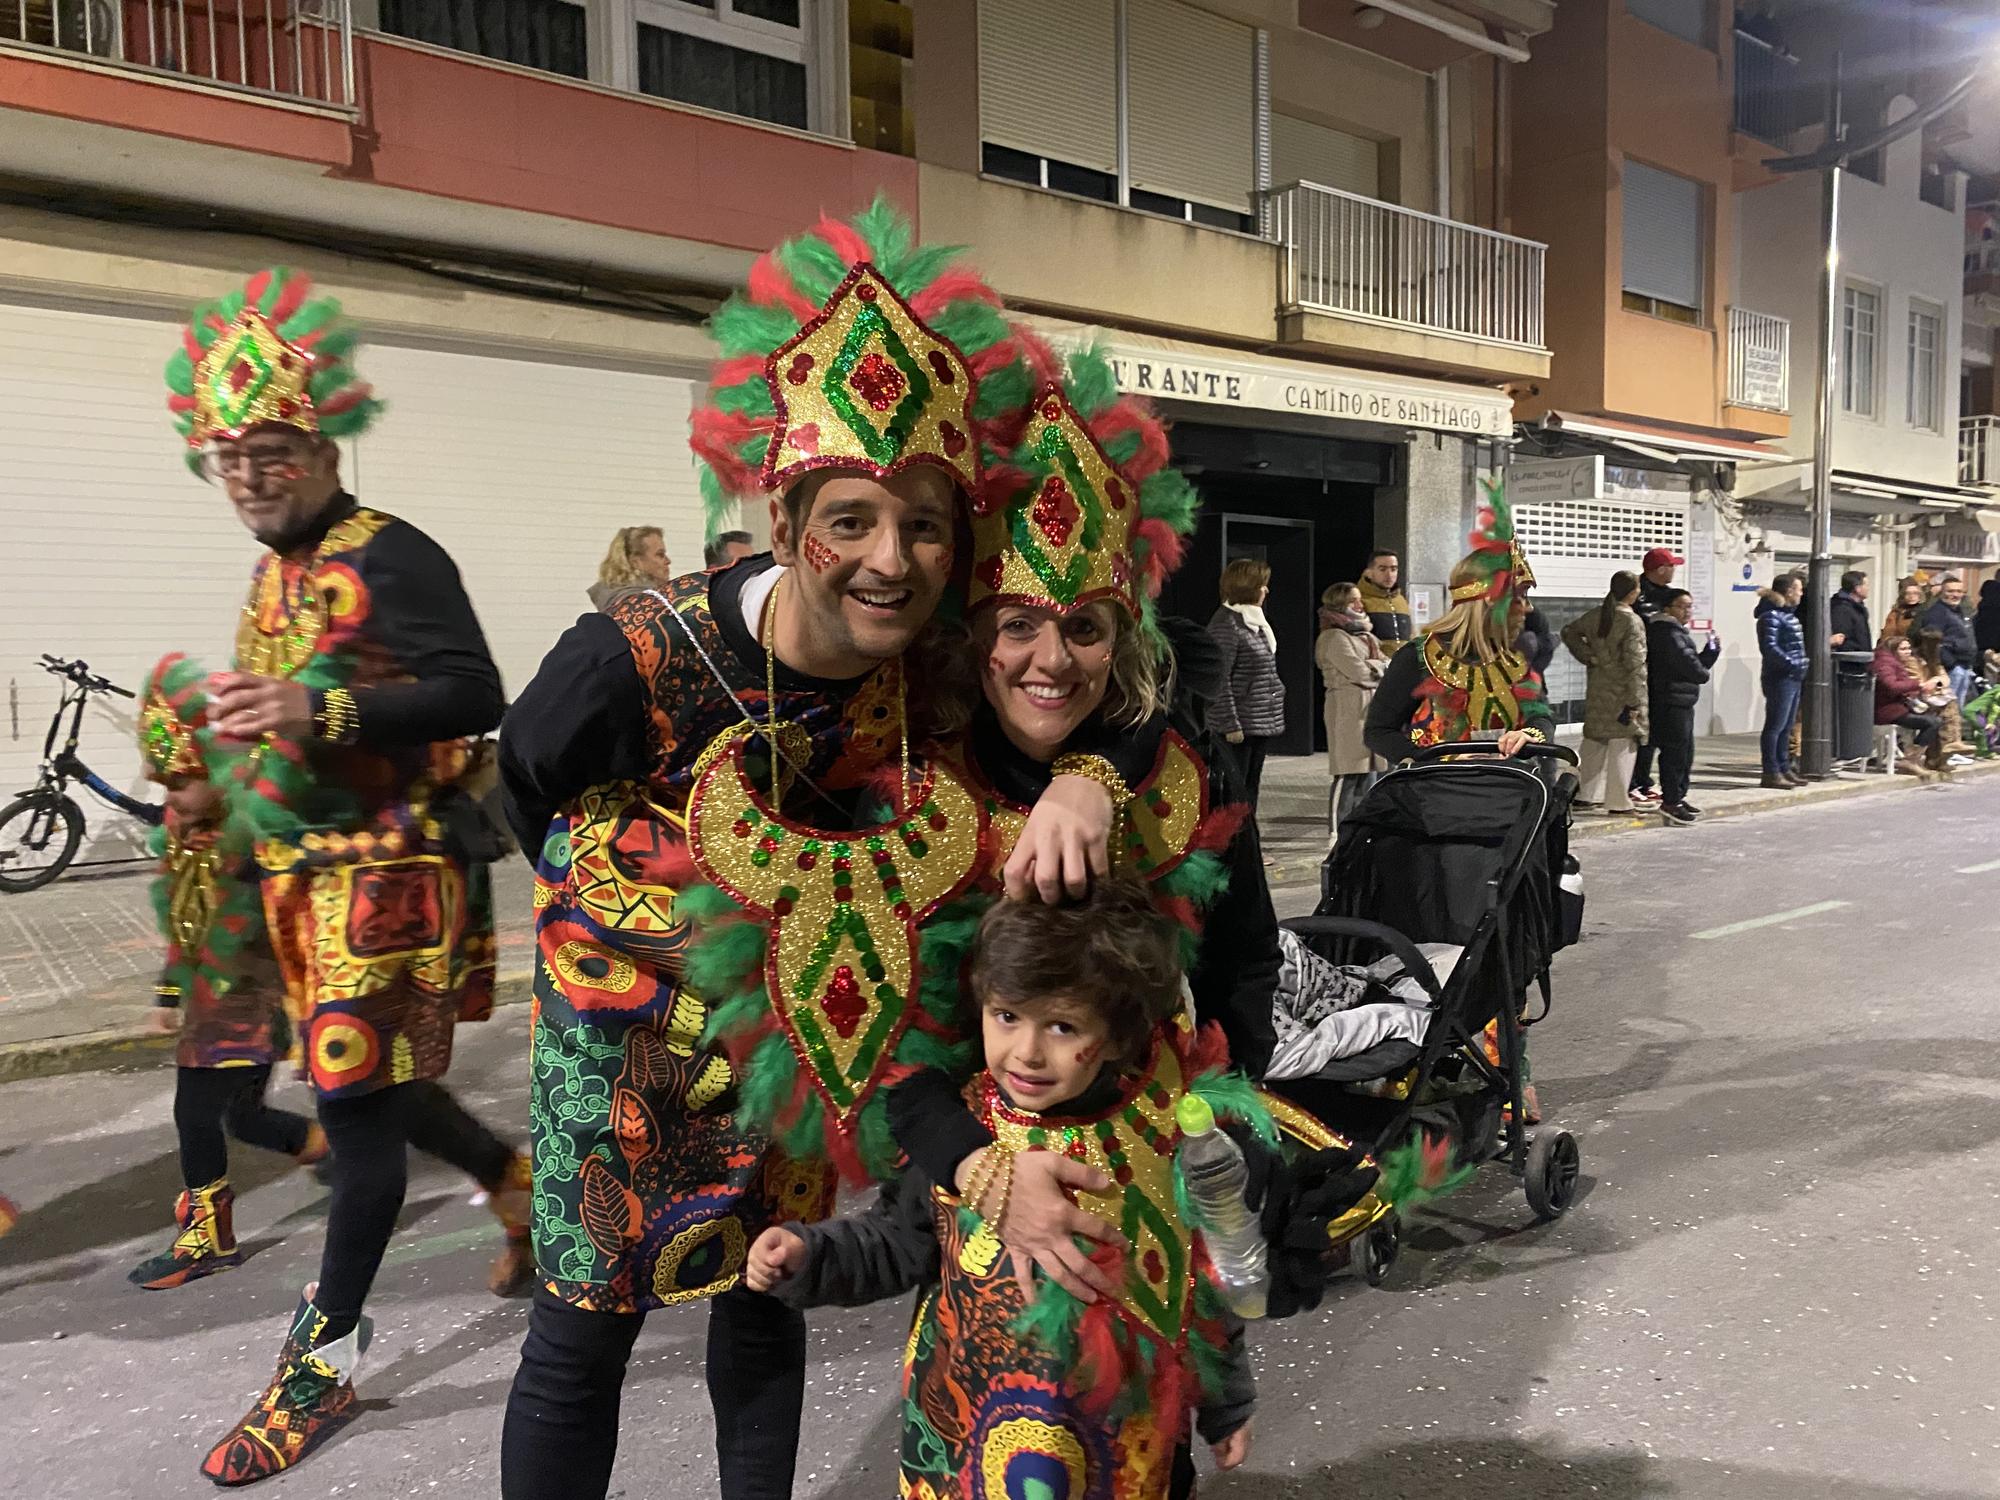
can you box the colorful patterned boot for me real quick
[485,1152,535,1298]
[200,1286,372,1487]
[128,1179,241,1290]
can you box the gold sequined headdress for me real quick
[689,196,1031,538]
[165,268,380,472]
[970,340,1198,637]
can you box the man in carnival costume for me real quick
[495,198,1140,1500]
[1364,480,1555,764]
[162,270,531,1486]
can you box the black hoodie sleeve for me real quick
[344,521,506,746]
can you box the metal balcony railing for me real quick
[1962,416,2000,488]
[1733,28,1799,146]
[1727,306,1790,412]
[1263,180,1548,352]
[1,0,354,109]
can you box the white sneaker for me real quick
[1948,755,1973,768]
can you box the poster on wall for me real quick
[1687,498,1717,629]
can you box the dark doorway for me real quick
[1218,514,1315,754]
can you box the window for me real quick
[1628,0,1709,48]
[1841,284,1879,417]
[636,0,809,129]
[1125,1,1256,217]
[381,0,589,79]
[1272,113,1383,201]
[1907,301,1942,431]
[1621,160,1704,323]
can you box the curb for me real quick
[1567,756,2000,839]
[0,973,533,1086]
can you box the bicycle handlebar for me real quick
[35,655,132,698]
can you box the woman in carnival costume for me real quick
[126,654,327,1291]
[158,269,530,1486]
[496,198,1150,1500]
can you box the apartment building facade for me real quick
[0,0,1559,827]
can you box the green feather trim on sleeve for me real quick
[1010,1275,1085,1354]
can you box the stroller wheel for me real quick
[1349,1215,1400,1286]
[1524,1130,1580,1220]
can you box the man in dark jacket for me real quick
[1646,589,1720,824]
[1756,573,1810,787]
[1357,550,1414,653]
[1626,546,1683,802]
[1920,574,1977,703]
[1829,571,1873,652]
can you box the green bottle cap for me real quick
[1176,1094,1216,1136]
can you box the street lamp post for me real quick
[1800,56,1843,780]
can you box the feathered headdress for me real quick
[165,268,380,471]
[970,340,1198,639]
[689,195,1030,540]
[1448,477,1533,626]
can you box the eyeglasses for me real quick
[201,447,310,481]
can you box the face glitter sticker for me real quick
[685,737,983,1126]
[802,533,840,575]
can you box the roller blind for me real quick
[1271,113,1382,201]
[1621,159,1703,311]
[1627,0,1708,48]
[978,0,1118,174]
[1127,0,1255,213]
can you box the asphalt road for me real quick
[3,777,1999,1498]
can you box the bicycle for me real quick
[0,655,164,893]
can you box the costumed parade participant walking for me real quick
[495,199,1135,1500]
[160,270,529,1486]
[127,655,326,1291]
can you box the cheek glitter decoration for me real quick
[802,534,839,575]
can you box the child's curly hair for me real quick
[967,875,1184,1065]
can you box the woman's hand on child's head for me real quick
[1210,1421,1252,1471]
[1006,775,1113,903]
[999,1151,1125,1303]
[745,1227,806,1294]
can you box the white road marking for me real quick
[1690,900,1850,941]
[1955,858,2000,875]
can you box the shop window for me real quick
[637,0,809,129]
[381,0,589,78]
[1621,160,1705,324]
[1628,0,1709,49]
[1841,283,1879,418]
[1906,301,1942,431]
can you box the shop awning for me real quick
[1830,469,1988,508]
[1534,411,1784,465]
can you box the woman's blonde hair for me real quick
[1219,558,1271,605]
[1424,554,1521,663]
[1321,582,1360,611]
[597,527,663,589]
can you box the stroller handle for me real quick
[1407,739,1579,768]
[1280,916,1447,1008]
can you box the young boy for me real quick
[748,877,1259,1499]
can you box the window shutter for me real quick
[977,0,1117,175]
[1126,1,1255,213]
[1271,113,1381,200]
[1621,159,1702,311]
[1627,0,1707,47]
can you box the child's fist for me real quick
[1210,1420,1252,1471]
[745,1226,807,1293]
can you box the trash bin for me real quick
[1833,650,1876,763]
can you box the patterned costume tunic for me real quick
[512,564,908,1313]
[238,499,500,1099]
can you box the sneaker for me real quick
[1678,802,1703,816]
[1571,799,1604,812]
[1660,803,1697,825]
[1948,754,1973,768]
[1629,788,1662,805]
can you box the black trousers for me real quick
[312,1080,515,1337]
[1629,740,1656,791]
[174,1064,313,1189]
[1653,704,1695,808]
[501,1283,807,1500]
[1900,712,1941,750]
[1234,735,1272,810]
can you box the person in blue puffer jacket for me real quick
[1755,573,1809,788]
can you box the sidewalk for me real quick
[3,734,1994,1078]
[1251,732,2000,908]
[0,859,538,1081]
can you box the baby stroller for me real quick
[1271,742,1583,1284]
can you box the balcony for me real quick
[1263,180,1549,381]
[1963,416,2000,488]
[1726,307,1790,413]
[0,0,353,108]
[1733,28,1799,147]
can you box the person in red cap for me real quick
[1627,546,1685,803]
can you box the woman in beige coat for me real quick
[1559,570,1650,812]
[1315,582,1386,836]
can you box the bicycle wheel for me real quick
[0,793,85,893]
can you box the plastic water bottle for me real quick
[1175,1094,1269,1320]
